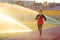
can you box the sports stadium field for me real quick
[0,3,60,40]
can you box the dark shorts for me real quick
[37,24,43,31]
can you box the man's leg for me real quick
[37,24,43,36]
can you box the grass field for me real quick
[0,9,60,40]
[0,10,60,40]
[0,21,58,40]
[21,21,58,30]
[43,10,60,16]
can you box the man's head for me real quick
[38,10,43,15]
[39,10,43,13]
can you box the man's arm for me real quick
[35,14,38,20]
[43,15,47,21]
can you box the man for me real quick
[35,10,47,36]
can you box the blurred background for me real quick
[0,0,60,40]
[0,0,60,10]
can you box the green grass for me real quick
[0,19,59,40]
[43,10,60,16]
[21,21,58,30]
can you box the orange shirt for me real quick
[35,14,46,24]
[37,18,44,24]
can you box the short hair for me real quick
[39,10,43,13]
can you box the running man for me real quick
[35,10,47,36]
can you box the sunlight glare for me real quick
[0,12,32,33]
